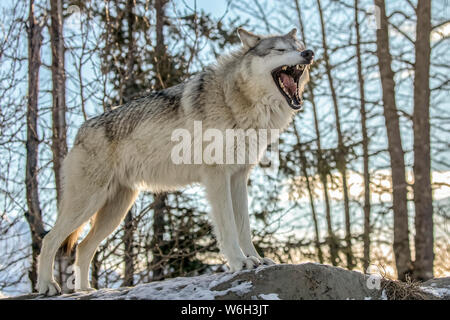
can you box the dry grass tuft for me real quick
[381,275,437,300]
[367,264,438,300]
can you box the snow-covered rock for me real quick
[4,263,449,300]
[421,277,450,300]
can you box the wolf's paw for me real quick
[259,257,276,266]
[228,256,260,272]
[38,279,61,296]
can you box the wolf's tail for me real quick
[59,226,83,255]
[59,217,94,255]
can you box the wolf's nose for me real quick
[301,50,314,62]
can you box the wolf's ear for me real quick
[237,28,261,48]
[287,28,297,38]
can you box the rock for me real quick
[211,263,381,300]
[420,277,450,300]
[3,263,448,300]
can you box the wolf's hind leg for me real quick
[37,186,107,296]
[75,186,139,291]
[203,172,259,272]
[230,171,275,266]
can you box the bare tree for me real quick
[293,124,324,264]
[121,0,138,287]
[316,0,354,269]
[49,0,72,292]
[151,0,171,282]
[412,0,433,281]
[25,0,46,292]
[374,0,412,280]
[294,0,339,266]
[49,0,67,206]
[354,0,371,272]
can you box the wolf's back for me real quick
[74,83,186,146]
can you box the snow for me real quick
[0,220,33,296]
[258,293,281,300]
[47,270,255,300]
[421,286,450,299]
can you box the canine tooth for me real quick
[296,65,300,70]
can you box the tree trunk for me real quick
[151,0,170,281]
[122,210,135,286]
[91,250,100,289]
[121,0,137,287]
[50,0,71,292]
[152,193,167,281]
[374,0,412,280]
[293,124,324,264]
[354,0,371,272]
[25,0,45,292]
[294,0,339,266]
[154,0,169,88]
[316,0,354,269]
[50,0,67,206]
[412,0,433,281]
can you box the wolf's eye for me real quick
[273,48,286,52]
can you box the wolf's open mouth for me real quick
[271,64,306,110]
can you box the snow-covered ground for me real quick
[421,284,450,299]
[3,264,449,300]
[46,267,268,300]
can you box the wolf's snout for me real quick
[301,50,314,63]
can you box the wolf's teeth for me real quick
[282,66,287,70]
[296,65,300,70]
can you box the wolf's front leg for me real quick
[203,172,260,271]
[230,170,276,266]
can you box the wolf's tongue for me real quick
[280,73,296,96]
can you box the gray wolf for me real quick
[37,28,314,295]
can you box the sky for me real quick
[0,0,448,220]
[180,0,231,17]
[1,0,448,209]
